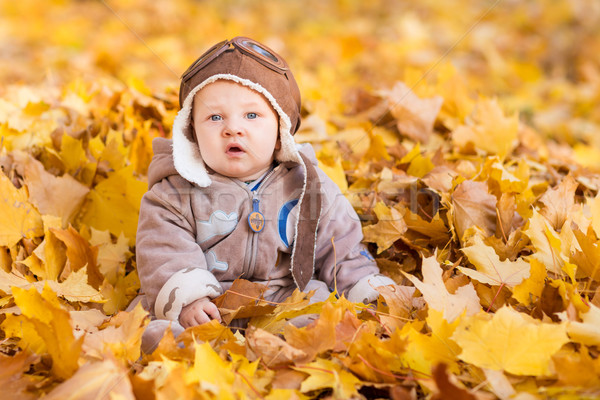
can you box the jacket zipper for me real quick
[243,165,282,277]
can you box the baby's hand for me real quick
[179,297,222,328]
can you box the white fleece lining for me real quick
[155,268,222,321]
[172,74,302,187]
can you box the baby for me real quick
[135,37,394,353]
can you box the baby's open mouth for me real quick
[226,144,245,154]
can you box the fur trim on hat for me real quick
[172,74,302,187]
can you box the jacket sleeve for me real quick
[136,177,222,321]
[313,169,395,303]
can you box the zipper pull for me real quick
[248,198,265,233]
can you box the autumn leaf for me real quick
[404,255,481,323]
[79,165,146,246]
[567,302,600,346]
[458,234,530,288]
[451,180,497,242]
[44,356,135,400]
[13,151,89,226]
[317,148,348,192]
[431,363,476,400]
[52,225,103,288]
[83,302,147,362]
[512,258,546,306]
[362,202,408,253]
[571,228,600,281]
[246,326,307,368]
[0,351,39,400]
[89,228,130,284]
[7,285,82,379]
[387,81,444,143]
[452,306,569,376]
[538,175,578,231]
[184,341,236,394]
[0,173,43,247]
[552,348,600,388]
[294,358,361,399]
[402,310,462,375]
[452,98,519,159]
[524,209,566,275]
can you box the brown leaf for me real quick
[388,81,443,143]
[431,363,477,400]
[495,193,523,239]
[246,326,307,367]
[0,351,40,400]
[44,357,135,400]
[51,226,102,287]
[539,175,578,231]
[451,180,497,242]
[213,279,275,324]
[376,284,415,330]
[13,151,89,226]
[571,229,600,281]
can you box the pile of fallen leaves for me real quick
[2,0,600,399]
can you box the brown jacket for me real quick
[136,138,393,321]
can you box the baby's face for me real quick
[192,80,280,181]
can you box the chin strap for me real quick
[291,152,323,291]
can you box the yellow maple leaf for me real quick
[0,173,43,247]
[283,299,349,363]
[387,81,444,143]
[184,341,236,392]
[452,306,569,376]
[28,215,67,281]
[524,209,566,275]
[9,285,82,379]
[538,175,578,231]
[567,303,600,346]
[571,228,600,281]
[553,347,600,388]
[486,158,529,194]
[43,357,135,400]
[589,193,600,240]
[345,326,406,383]
[52,225,103,288]
[317,147,348,193]
[83,302,147,362]
[79,165,146,246]
[100,269,140,314]
[362,202,407,253]
[38,267,104,303]
[295,358,361,399]
[59,134,96,185]
[13,151,89,226]
[0,350,39,400]
[403,255,481,323]
[410,309,462,373]
[512,258,546,306]
[452,97,519,159]
[363,132,391,162]
[458,235,530,288]
[89,228,130,284]
[450,180,497,242]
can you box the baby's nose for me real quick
[224,119,245,136]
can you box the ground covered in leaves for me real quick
[1,0,600,399]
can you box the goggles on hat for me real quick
[181,37,288,85]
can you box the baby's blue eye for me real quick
[247,112,257,119]
[210,115,222,121]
